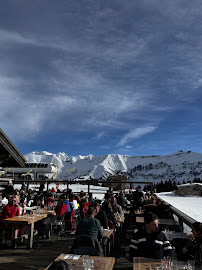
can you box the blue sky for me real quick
[1,0,202,157]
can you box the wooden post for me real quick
[27,181,29,193]
[66,180,69,191]
[47,181,49,191]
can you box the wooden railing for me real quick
[170,205,196,228]
[9,179,154,194]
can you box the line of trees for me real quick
[143,177,202,193]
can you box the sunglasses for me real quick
[12,200,17,202]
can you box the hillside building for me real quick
[107,170,129,190]
[0,128,57,181]
[176,183,202,196]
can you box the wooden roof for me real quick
[107,175,128,181]
[0,128,26,168]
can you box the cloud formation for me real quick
[1,1,202,155]
[117,126,157,147]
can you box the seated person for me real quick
[124,200,136,226]
[92,201,108,229]
[63,195,72,219]
[0,197,20,220]
[0,195,9,208]
[102,201,118,229]
[129,212,172,260]
[55,199,67,219]
[181,222,202,262]
[0,197,20,246]
[46,194,58,208]
[51,187,56,194]
[109,197,123,216]
[54,199,67,234]
[19,197,37,215]
[117,191,127,209]
[132,186,144,205]
[128,200,136,215]
[134,196,148,211]
[126,190,133,201]
[149,195,157,204]
[75,207,103,241]
[69,193,78,211]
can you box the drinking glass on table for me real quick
[82,259,94,270]
[161,257,173,270]
[174,266,186,270]
[173,261,187,270]
[88,259,94,269]
[187,260,195,270]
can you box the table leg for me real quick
[28,223,34,249]
[11,224,18,248]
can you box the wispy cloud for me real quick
[117,126,158,147]
[1,1,202,155]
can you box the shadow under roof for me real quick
[0,128,27,168]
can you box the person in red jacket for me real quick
[55,199,67,219]
[0,197,20,220]
[51,187,56,193]
[55,199,67,235]
[0,197,20,246]
[47,194,58,208]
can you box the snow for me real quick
[177,183,202,187]
[24,150,202,183]
[156,192,202,223]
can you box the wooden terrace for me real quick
[0,226,134,270]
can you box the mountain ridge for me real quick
[24,150,202,183]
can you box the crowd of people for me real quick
[0,180,125,248]
[0,181,202,266]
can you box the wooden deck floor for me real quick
[0,228,133,270]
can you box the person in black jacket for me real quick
[129,212,172,261]
[92,201,108,229]
[132,186,144,205]
[102,201,118,229]
[117,191,127,209]
[134,196,148,210]
[181,222,202,263]
[3,180,15,197]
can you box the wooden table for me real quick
[158,218,177,226]
[116,216,125,223]
[133,257,161,270]
[162,231,187,241]
[38,208,56,215]
[103,229,113,239]
[134,210,145,215]
[45,253,115,270]
[3,210,55,248]
[70,229,113,239]
[136,216,177,226]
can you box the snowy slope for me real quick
[24,150,202,183]
[156,192,202,224]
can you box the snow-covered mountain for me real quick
[24,150,202,183]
